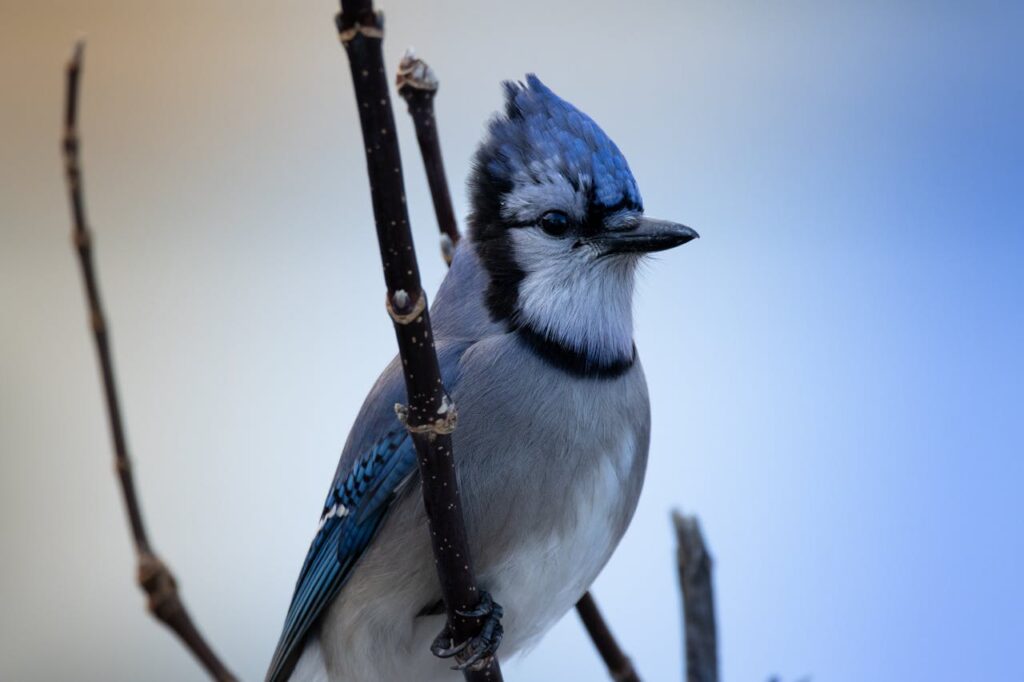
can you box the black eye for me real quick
[539,210,570,236]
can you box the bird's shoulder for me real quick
[332,336,474,481]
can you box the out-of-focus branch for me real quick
[61,41,237,682]
[395,48,460,264]
[63,41,237,679]
[576,592,641,682]
[335,3,502,679]
[673,511,718,682]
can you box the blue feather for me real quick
[483,74,643,213]
[265,429,416,682]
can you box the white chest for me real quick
[487,428,639,652]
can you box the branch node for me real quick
[338,13,384,44]
[63,134,79,159]
[386,288,426,324]
[396,48,439,94]
[395,395,458,435]
[72,228,90,249]
[137,552,183,620]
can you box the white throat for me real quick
[509,229,637,364]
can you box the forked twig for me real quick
[335,2,503,679]
[673,511,718,682]
[61,41,237,682]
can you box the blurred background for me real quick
[2,1,1022,680]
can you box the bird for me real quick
[266,74,698,682]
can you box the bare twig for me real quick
[673,511,718,682]
[576,592,641,682]
[335,3,503,679]
[62,41,237,682]
[395,48,460,264]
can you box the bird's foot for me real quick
[429,591,504,671]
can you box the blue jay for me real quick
[266,75,698,682]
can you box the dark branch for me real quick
[395,48,460,264]
[576,592,641,682]
[673,511,718,682]
[61,42,237,682]
[334,5,502,679]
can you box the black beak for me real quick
[590,218,699,257]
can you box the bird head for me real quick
[468,75,697,371]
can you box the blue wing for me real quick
[265,428,416,682]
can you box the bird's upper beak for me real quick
[589,217,699,257]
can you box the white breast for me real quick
[488,428,639,653]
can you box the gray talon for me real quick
[430,627,467,659]
[428,591,504,670]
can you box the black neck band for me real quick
[516,324,636,379]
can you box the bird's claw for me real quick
[454,590,500,619]
[430,630,468,659]
[429,591,504,671]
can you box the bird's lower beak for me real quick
[591,218,699,257]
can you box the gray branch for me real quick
[673,511,718,682]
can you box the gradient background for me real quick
[2,1,1022,680]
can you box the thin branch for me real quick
[62,41,238,682]
[394,48,643,682]
[576,592,641,682]
[673,511,718,682]
[334,4,503,679]
[395,48,460,264]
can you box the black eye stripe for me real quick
[503,213,566,227]
[503,197,644,231]
[503,211,575,234]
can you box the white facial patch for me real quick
[508,227,637,363]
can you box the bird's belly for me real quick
[477,428,642,654]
